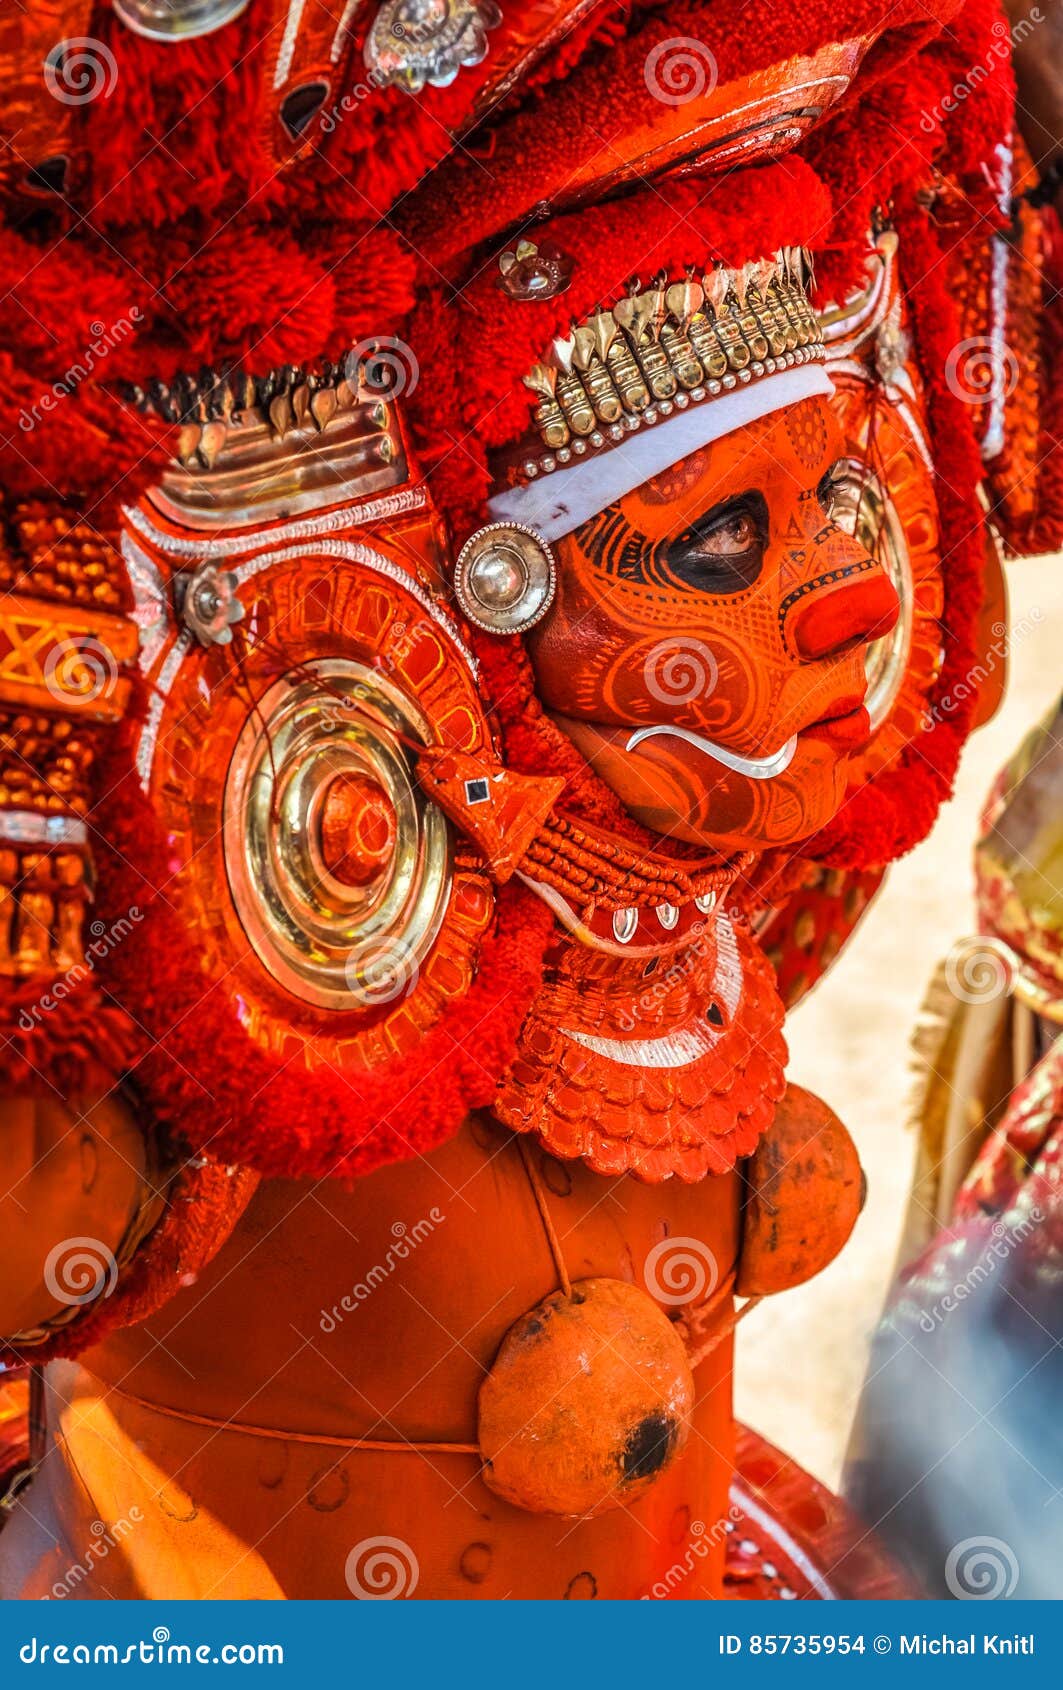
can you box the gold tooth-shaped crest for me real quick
[292,384,311,428]
[665,279,704,325]
[551,331,578,377]
[702,267,731,317]
[613,292,656,344]
[524,362,570,448]
[733,262,755,311]
[751,259,777,303]
[310,387,338,431]
[198,421,228,470]
[619,288,676,399]
[524,362,558,400]
[590,311,619,362]
[507,250,827,466]
[572,322,623,422]
[269,392,294,438]
[177,423,201,465]
[124,345,384,462]
[571,322,599,372]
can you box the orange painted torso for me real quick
[6,1117,740,1600]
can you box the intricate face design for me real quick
[526,396,899,851]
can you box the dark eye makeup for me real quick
[816,459,849,519]
[663,491,769,594]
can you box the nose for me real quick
[784,534,899,661]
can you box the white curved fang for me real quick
[625,723,798,781]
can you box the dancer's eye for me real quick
[817,459,849,518]
[664,492,768,593]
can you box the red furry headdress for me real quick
[0,0,1041,1356]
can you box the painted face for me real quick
[526,395,899,851]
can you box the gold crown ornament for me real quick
[121,352,412,528]
[512,248,824,481]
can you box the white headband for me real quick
[488,363,834,541]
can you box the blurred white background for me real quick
[735,551,1063,1488]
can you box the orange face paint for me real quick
[528,396,899,850]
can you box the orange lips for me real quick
[802,702,872,749]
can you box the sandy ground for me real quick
[734,552,1063,1490]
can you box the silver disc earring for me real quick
[453,522,556,634]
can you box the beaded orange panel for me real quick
[993,191,1045,539]
[0,711,103,818]
[0,845,90,982]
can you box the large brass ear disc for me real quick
[477,1277,694,1517]
[453,522,556,634]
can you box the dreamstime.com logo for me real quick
[345,1536,419,1599]
[343,934,420,1006]
[45,1511,143,1600]
[925,609,1043,726]
[44,637,119,708]
[44,37,119,105]
[19,309,143,434]
[644,37,719,105]
[43,1237,119,1308]
[18,907,143,1031]
[944,335,1019,407]
[644,1236,719,1306]
[319,1208,445,1331]
[919,11,1043,134]
[643,1506,742,1598]
[944,936,1016,1006]
[913,1209,1044,1334]
[19,1629,284,1665]
[319,618,435,734]
[616,917,710,1032]
[945,1536,1020,1600]
[319,65,389,130]
[643,636,719,706]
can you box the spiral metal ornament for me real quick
[223,660,451,1011]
